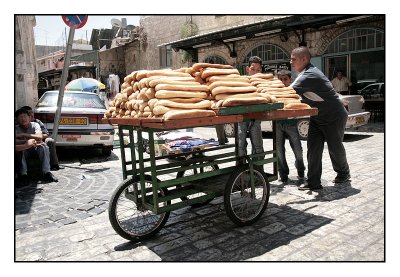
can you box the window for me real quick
[204,55,228,65]
[159,45,172,68]
[326,28,384,54]
[241,44,290,74]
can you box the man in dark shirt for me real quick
[290,47,350,190]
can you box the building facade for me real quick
[136,15,384,92]
[15,15,38,109]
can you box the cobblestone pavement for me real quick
[14,123,385,263]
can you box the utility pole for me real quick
[51,26,75,141]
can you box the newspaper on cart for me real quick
[154,130,219,158]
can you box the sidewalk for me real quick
[15,125,385,262]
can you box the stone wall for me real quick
[137,15,384,72]
[99,46,126,81]
[15,16,38,109]
[124,41,140,74]
[139,15,284,70]
[139,16,187,70]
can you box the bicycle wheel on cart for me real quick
[177,159,219,207]
[224,166,270,226]
[108,175,170,241]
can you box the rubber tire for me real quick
[224,166,270,226]
[177,161,219,207]
[296,119,309,140]
[102,145,113,156]
[224,123,235,138]
[108,175,170,241]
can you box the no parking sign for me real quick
[62,15,88,29]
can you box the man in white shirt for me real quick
[331,70,351,95]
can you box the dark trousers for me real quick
[307,116,350,186]
[45,137,59,167]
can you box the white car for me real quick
[223,95,371,140]
[33,90,115,156]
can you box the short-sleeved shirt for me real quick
[34,119,49,135]
[290,63,348,124]
[15,122,42,141]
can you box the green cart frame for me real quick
[105,104,318,241]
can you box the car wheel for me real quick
[297,119,309,140]
[102,146,113,156]
[224,123,235,138]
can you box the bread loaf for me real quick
[201,68,240,79]
[284,103,311,109]
[155,84,209,92]
[155,90,208,99]
[222,97,269,107]
[211,86,257,96]
[148,76,196,87]
[192,63,234,71]
[208,81,253,91]
[215,92,260,100]
[157,99,211,109]
[163,109,216,120]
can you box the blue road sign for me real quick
[62,15,88,29]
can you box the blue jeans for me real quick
[276,121,305,179]
[238,120,264,161]
[20,144,51,175]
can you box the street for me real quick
[15,123,384,262]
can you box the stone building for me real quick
[15,15,38,109]
[136,15,384,88]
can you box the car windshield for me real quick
[37,92,106,109]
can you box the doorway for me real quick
[325,55,348,81]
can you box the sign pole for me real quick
[52,26,75,141]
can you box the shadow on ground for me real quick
[111,199,333,261]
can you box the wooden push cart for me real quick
[103,103,318,241]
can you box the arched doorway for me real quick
[240,44,290,75]
[324,28,384,94]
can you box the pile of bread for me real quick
[103,63,310,120]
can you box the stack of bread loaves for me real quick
[189,63,272,109]
[103,65,311,120]
[104,68,216,120]
[250,73,311,109]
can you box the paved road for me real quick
[14,124,385,262]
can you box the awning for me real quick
[159,15,370,51]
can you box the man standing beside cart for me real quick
[276,70,305,183]
[289,46,351,190]
[237,56,265,163]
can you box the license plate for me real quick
[59,117,87,125]
[62,135,81,139]
[355,117,365,124]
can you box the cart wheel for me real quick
[108,175,170,241]
[224,166,270,226]
[177,161,219,207]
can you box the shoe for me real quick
[297,171,305,179]
[333,175,351,183]
[298,183,323,191]
[50,165,60,171]
[43,172,58,182]
[280,176,288,183]
[16,175,30,188]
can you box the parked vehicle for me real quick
[223,95,370,140]
[356,79,379,92]
[358,82,384,99]
[34,90,114,156]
